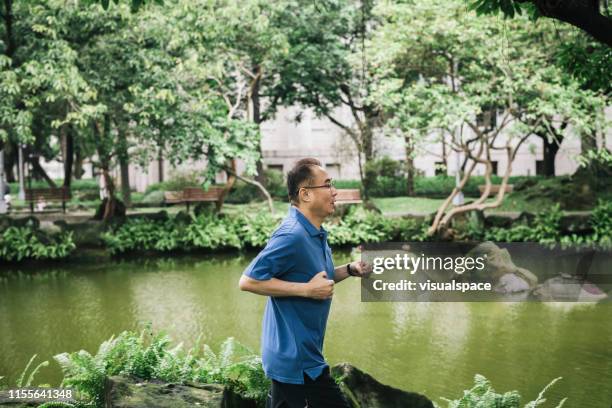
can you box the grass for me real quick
[371,196,446,216]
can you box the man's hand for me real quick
[350,261,372,278]
[305,271,334,300]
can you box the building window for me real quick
[326,163,341,179]
[490,161,498,175]
[535,160,545,176]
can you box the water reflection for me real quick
[0,252,611,407]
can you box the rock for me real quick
[104,376,258,408]
[531,276,608,302]
[39,220,62,235]
[332,363,434,408]
[466,242,538,289]
[495,273,530,293]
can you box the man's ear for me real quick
[299,188,311,203]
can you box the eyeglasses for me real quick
[301,180,336,190]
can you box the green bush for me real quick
[483,200,611,248]
[102,212,283,255]
[55,329,268,408]
[0,226,75,262]
[437,374,566,408]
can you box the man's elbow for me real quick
[239,275,254,292]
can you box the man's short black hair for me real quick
[287,158,322,204]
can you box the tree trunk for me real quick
[541,135,560,176]
[73,142,84,180]
[3,140,16,182]
[61,125,74,188]
[405,135,415,196]
[216,159,238,212]
[30,156,56,187]
[157,143,164,183]
[250,66,267,189]
[94,117,118,220]
[118,128,131,207]
[361,122,375,199]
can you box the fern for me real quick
[16,354,49,388]
[438,375,566,408]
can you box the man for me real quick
[239,158,370,408]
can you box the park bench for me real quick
[25,187,72,213]
[164,187,225,211]
[335,189,363,205]
[478,184,514,195]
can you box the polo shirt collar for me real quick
[289,206,327,238]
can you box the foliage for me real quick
[483,200,612,248]
[144,172,202,195]
[16,354,49,388]
[0,226,75,262]
[438,374,566,408]
[55,328,268,407]
[102,212,282,254]
[325,207,394,246]
[226,170,288,204]
[484,204,562,244]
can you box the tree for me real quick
[372,0,609,235]
[0,0,100,189]
[467,0,612,47]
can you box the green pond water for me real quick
[1,251,611,407]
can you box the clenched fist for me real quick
[305,271,334,300]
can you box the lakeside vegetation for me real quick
[1,200,610,262]
[0,327,567,408]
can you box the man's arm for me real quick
[334,261,371,283]
[239,271,334,299]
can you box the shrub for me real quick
[55,329,268,407]
[102,212,283,255]
[438,374,566,408]
[0,226,75,262]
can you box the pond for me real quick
[1,250,611,407]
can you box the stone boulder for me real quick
[332,363,434,408]
[104,376,257,408]
[531,274,608,302]
[466,242,538,293]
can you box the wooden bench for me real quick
[478,184,514,194]
[25,187,71,213]
[335,189,363,205]
[164,187,225,211]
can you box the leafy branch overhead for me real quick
[468,0,612,46]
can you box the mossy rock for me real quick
[332,363,434,408]
[104,376,258,408]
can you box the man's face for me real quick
[301,166,337,217]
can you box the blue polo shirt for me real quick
[243,206,335,384]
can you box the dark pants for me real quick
[266,367,350,408]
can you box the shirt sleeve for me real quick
[243,232,297,281]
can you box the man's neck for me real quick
[293,205,323,230]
